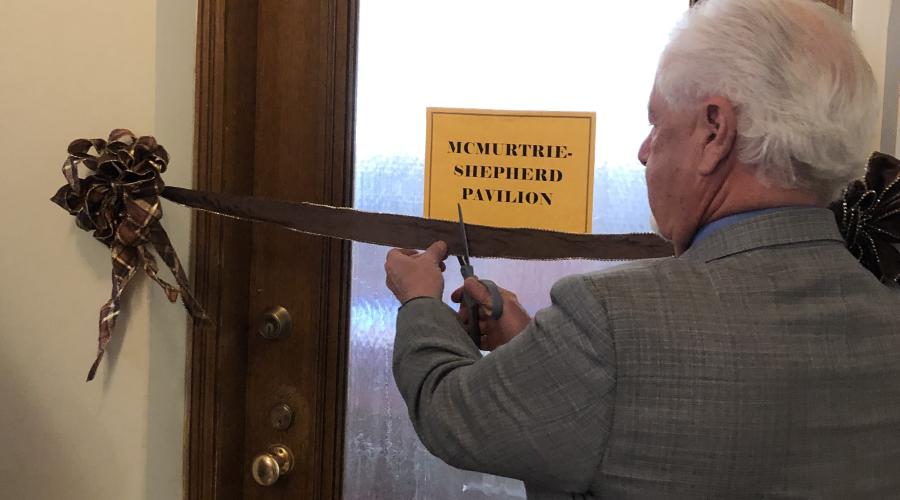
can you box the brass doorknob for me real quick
[251,445,294,486]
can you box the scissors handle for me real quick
[460,276,505,348]
[462,292,482,346]
[459,263,480,345]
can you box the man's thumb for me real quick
[425,240,448,261]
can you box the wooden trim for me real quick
[841,0,853,18]
[821,0,854,18]
[186,1,258,499]
[317,0,357,496]
[691,0,852,17]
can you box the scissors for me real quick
[456,204,504,347]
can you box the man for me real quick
[384,0,900,498]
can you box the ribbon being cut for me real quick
[52,130,900,381]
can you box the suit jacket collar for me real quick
[680,207,845,263]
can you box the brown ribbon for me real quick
[51,130,206,381]
[53,130,900,381]
[160,187,673,261]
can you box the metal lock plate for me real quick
[269,403,294,431]
[258,306,292,340]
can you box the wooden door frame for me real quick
[690,0,853,17]
[824,0,854,18]
[186,1,358,499]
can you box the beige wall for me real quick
[0,0,196,499]
[853,0,898,154]
[883,1,900,155]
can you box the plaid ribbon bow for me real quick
[50,129,900,382]
[830,152,900,285]
[51,129,206,381]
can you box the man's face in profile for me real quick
[639,87,706,242]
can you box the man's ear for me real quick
[695,96,737,176]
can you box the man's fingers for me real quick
[458,304,470,324]
[456,303,491,326]
[424,240,449,262]
[450,286,464,303]
[386,248,417,265]
[478,326,495,351]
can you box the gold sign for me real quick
[424,108,596,233]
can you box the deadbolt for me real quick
[258,306,292,340]
[269,403,294,430]
[251,444,294,486]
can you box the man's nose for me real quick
[638,136,650,166]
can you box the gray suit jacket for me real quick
[393,207,900,499]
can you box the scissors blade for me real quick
[457,203,472,262]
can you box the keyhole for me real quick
[258,306,291,340]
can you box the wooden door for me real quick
[187,0,357,499]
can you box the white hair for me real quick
[655,0,879,199]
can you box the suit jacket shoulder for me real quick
[578,207,900,499]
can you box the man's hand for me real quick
[451,278,531,350]
[385,241,449,304]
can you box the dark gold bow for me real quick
[51,129,206,381]
[830,152,900,285]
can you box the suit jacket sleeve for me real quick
[392,274,616,492]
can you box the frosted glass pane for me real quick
[345,2,687,498]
